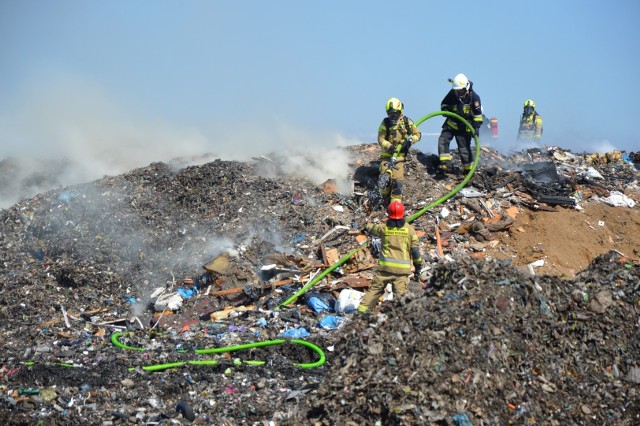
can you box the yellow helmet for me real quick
[385,97,403,113]
[524,99,536,109]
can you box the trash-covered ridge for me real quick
[0,144,639,425]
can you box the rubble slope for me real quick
[0,144,639,425]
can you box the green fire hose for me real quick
[278,111,480,308]
[407,110,481,222]
[42,115,480,371]
[110,112,478,372]
[111,332,326,371]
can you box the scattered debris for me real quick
[0,143,639,424]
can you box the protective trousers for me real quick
[437,127,474,171]
[378,158,405,204]
[358,270,409,312]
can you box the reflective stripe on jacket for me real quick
[378,115,421,158]
[365,221,421,274]
[518,112,543,139]
[441,89,483,132]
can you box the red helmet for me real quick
[387,200,405,219]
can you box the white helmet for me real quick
[451,73,470,91]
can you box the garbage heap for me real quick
[0,143,638,425]
[294,251,640,425]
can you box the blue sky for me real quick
[1,0,639,177]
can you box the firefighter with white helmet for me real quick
[517,99,543,141]
[357,200,423,313]
[377,97,421,207]
[437,73,483,174]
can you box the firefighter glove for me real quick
[359,222,369,234]
[387,144,397,154]
[401,137,413,153]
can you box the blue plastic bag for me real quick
[177,288,196,299]
[452,413,473,426]
[318,315,343,330]
[281,327,310,338]
[303,291,336,313]
[306,297,331,313]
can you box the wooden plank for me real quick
[435,225,444,258]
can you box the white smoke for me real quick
[0,77,365,208]
[584,139,620,155]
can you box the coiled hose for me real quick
[111,332,326,371]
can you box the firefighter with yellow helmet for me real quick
[377,97,421,207]
[437,73,483,174]
[517,99,543,141]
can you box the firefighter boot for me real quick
[436,161,450,179]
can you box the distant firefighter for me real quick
[517,99,543,141]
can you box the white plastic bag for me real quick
[335,289,364,314]
[597,191,636,208]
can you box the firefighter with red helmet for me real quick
[437,73,483,174]
[357,201,423,313]
[377,97,421,206]
[517,99,543,141]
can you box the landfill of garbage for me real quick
[1,143,639,425]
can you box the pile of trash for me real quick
[297,251,640,425]
[0,143,639,425]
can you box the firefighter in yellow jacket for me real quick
[517,99,543,141]
[377,98,421,207]
[357,201,423,313]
